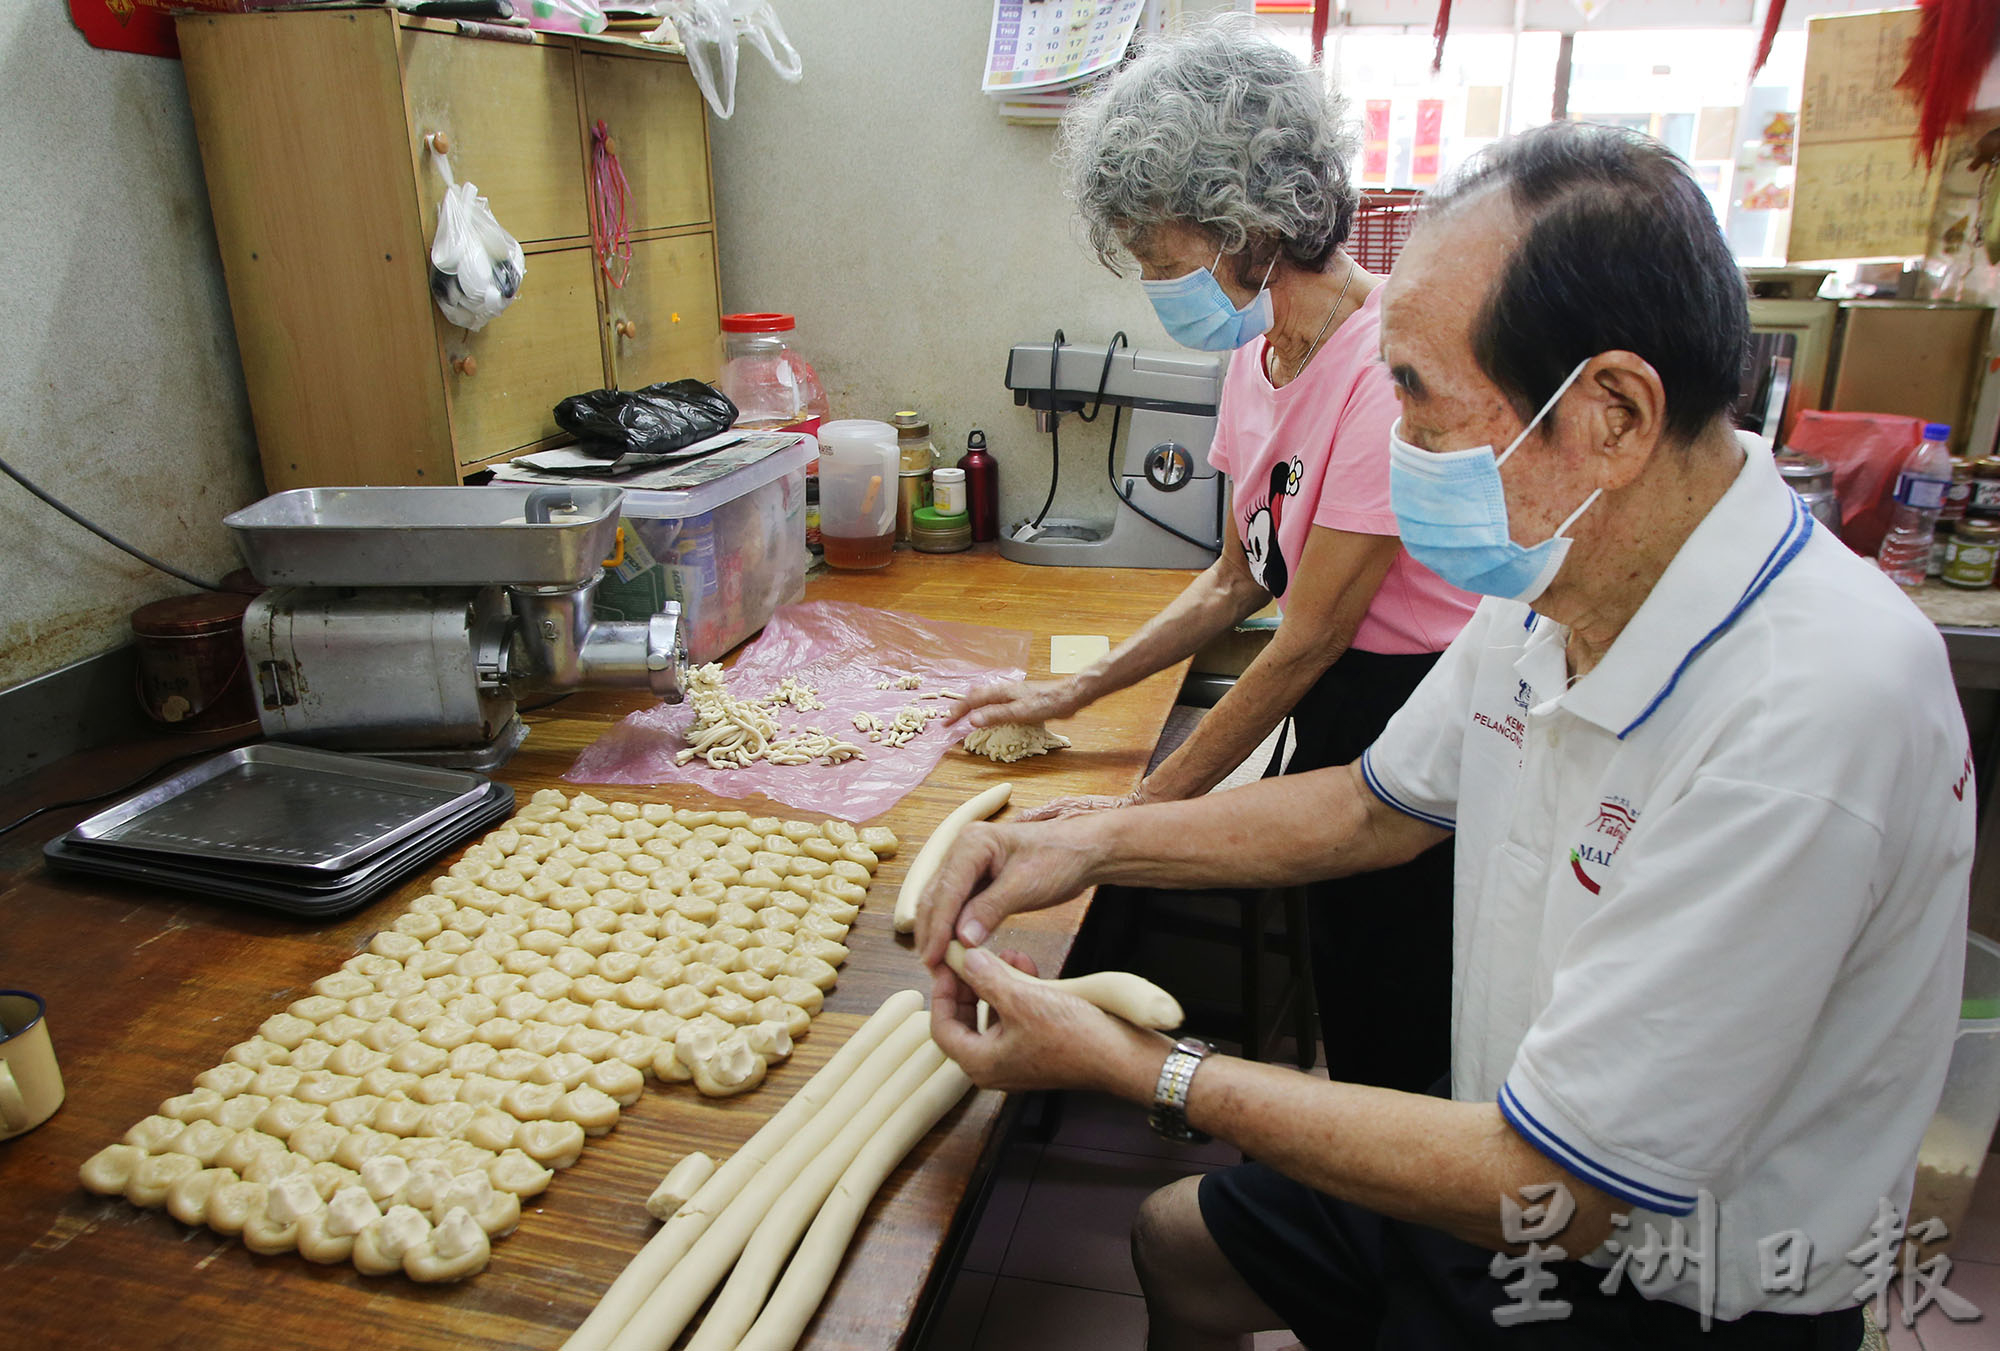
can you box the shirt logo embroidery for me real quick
[1514,679,1533,711]
[1242,457,1304,599]
[1473,710,1525,748]
[1569,796,1639,896]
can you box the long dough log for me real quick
[734,1059,974,1351]
[944,941,1183,1031]
[680,1041,953,1351]
[891,782,1013,933]
[560,990,925,1351]
[602,1019,943,1351]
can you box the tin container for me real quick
[1945,519,2000,589]
[910,505,972,554]
[130,592,258,732]
[1774,452,1841,538]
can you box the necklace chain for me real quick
[1269,257,1355,385]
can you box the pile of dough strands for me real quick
[553,786,1184,1351]
[77,789,898,1284]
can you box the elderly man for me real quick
[918,122,1971,1348]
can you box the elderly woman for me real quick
[952,19,1474,1093]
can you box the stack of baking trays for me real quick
[43,744,513,918]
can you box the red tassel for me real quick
[1749,0,1786,81]
[1432,0,1452,74]
[1896,0,2000,169]
[1311,0,1330,65]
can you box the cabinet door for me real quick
[441,246,604,462]
[606,232,722,390]
[580,53,710,232]
[404,31,588,245]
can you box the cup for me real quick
[0,991,65,1140]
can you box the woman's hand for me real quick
[913,818,1102,970]
[1017,788,1152,822]
[949,678,1089,730]
[929,944,1170,1098]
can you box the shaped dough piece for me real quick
[79,1143,146,1196]
[891,783,1012,933]
[558,991,926,1351]
[405,1206,493,1282]
[645,1152,716,1222]
[352,1204,432,1276]
[166,1166,238,1227]
[125,1152,203,1207]
[733,1059,973,1351]
[943,941,1184,1030]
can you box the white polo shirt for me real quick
[1362,435,1972,1319]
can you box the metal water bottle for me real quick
[960,429,998,542]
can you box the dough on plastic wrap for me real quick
[962,722,1072,763]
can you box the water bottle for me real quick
[1877,423,1956,588]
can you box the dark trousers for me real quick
[1276,647,1455,1094]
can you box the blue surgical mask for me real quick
[1141,250,1276,351]
[1388,360,1599,604]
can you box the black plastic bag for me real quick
[554,380,738,458]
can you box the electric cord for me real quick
[1103,399,1225,556]
[1030,329,1129,531]
[0,454,227,592]
[0,735,258,840]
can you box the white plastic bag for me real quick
[647,0,802,120]
[427,143,525,332]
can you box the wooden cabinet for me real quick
[178,10,724,489]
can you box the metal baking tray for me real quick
[65,744,492,874]
[224,485,625,588]
[45,783,516,919]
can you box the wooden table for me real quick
[0,548,1193,1351]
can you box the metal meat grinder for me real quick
[224,485,688,768]
[1000,340,1225,569]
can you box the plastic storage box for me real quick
[1911,930,2000,1253]
[593,438,814,664]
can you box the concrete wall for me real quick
[0,5,263,693]
[708,2,1232,535]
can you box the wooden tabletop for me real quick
[0,547,1193,1351]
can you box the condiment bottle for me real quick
[932,467,968,516]
[891,411,938,544]
[959,430,998,543]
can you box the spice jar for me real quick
[1944,518,2000,588]
[891,411,939,543]
[1944,459,1974,522]
[932,467,967,516]
[1972,458,2000,518]
[910,505,972,554]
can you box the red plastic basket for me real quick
[1351,189,1424,276]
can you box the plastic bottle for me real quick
[959,430,998,543]
[1877,422,1956,588]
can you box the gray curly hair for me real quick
[1058,15,1360,280]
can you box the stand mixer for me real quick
[224,485,688,768]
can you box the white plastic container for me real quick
[591,438,814,664]
[816,420,898,571]
[1911,931,2000,1253]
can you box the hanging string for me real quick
[591,118,632,289]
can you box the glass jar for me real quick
[719,313,830,431]
[890,411,939,543]
[1972,458,2000,518]
[1945,518,2000,588]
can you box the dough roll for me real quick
[600,1018,942,1351]
[681,1041,953,1351]
[892,783,1012,934]
[944,940,1183,1031]
[734,1059,974,1351]
[559,990,924,1351]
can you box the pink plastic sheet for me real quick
[565,600,1030,820]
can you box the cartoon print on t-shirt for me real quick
[1242,456,1304,598]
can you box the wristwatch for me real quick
[1148,1037,1214,1144]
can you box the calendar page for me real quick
[982,0,1150,94]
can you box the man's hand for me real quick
[948,678,1088,730]
[1017,789,1148,822]
[929,944,1170,1098]
[912,818,1102,970]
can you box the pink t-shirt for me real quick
[1206,285,1477,655]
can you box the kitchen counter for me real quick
[0,547,1195,1351]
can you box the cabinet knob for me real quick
[429,132,451,155]
[616,320,637,340]
[454,355,477,377]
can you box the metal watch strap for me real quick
[1148,1037,1213,1144]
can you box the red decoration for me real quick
[1432,0,1452,74]
[1749,0,1786,81]
[68,0,181,58]
[1311,0,1330,65]
[1896,0,2000,168]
